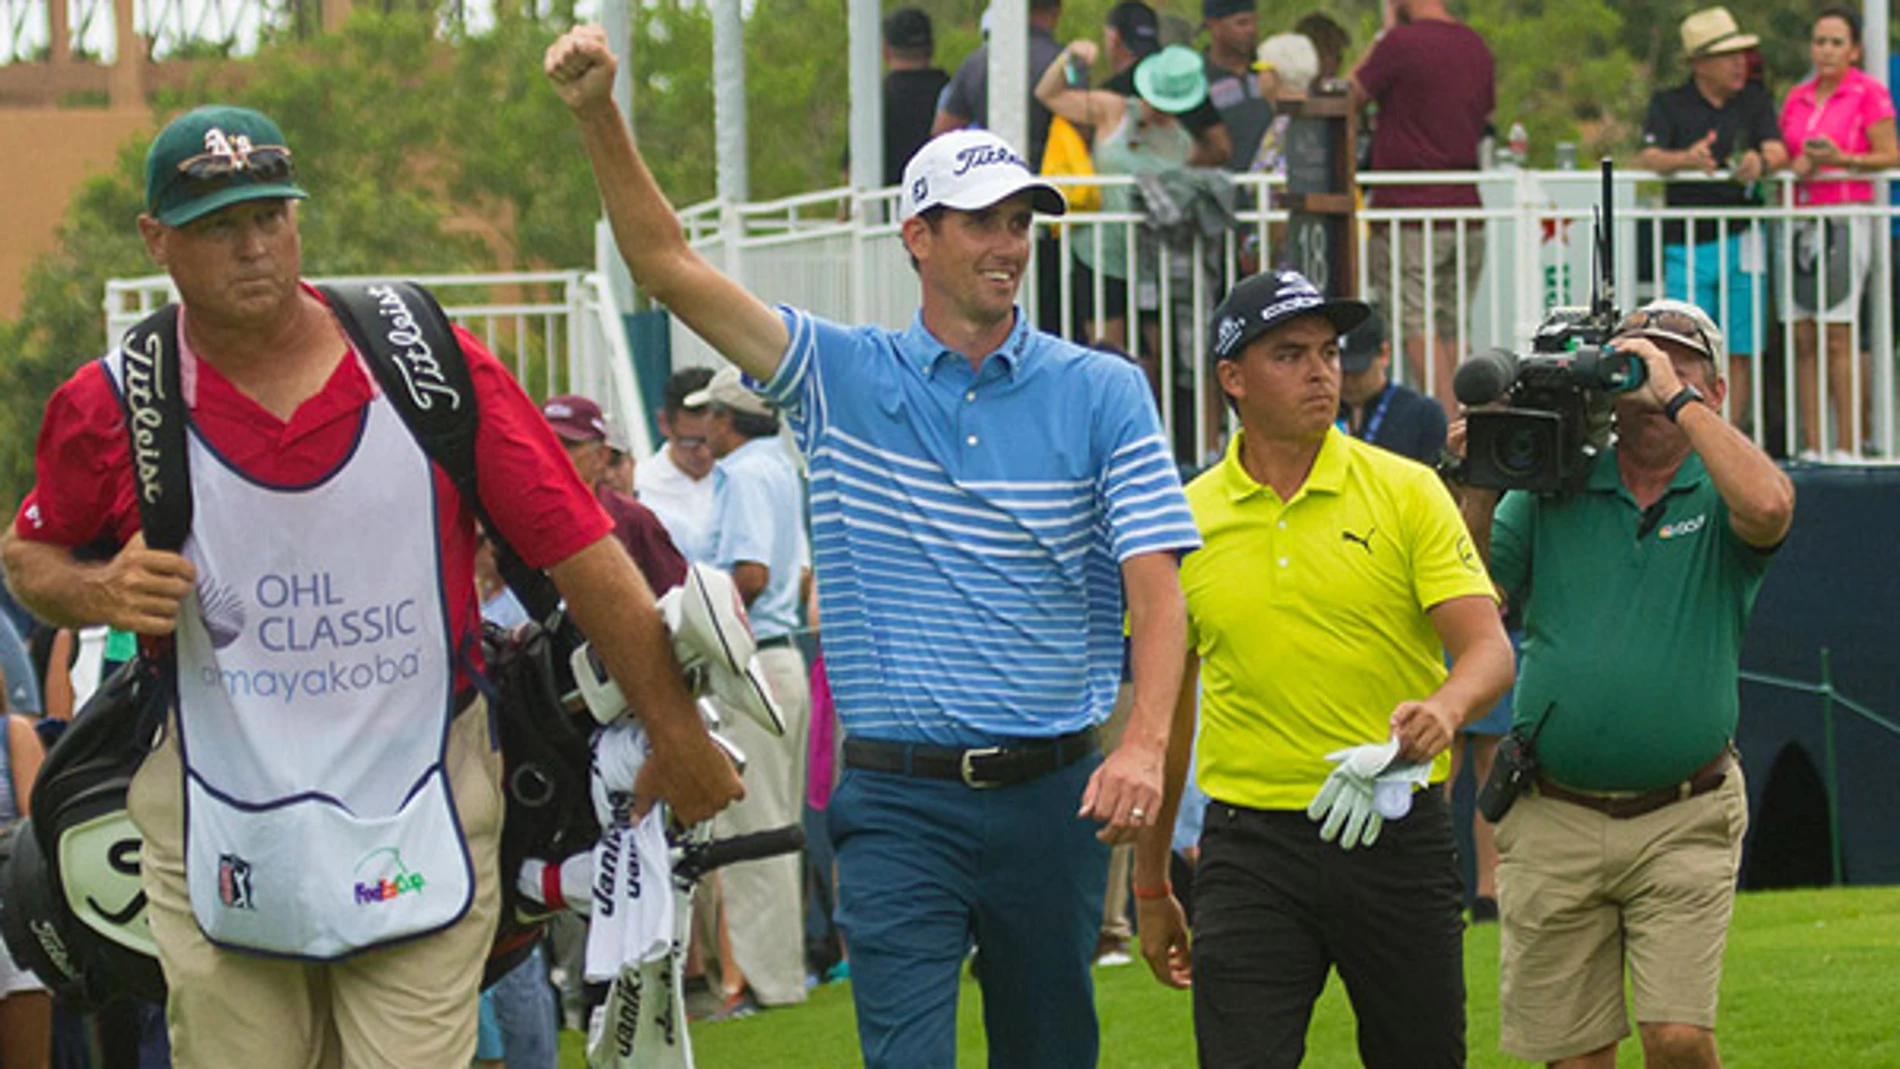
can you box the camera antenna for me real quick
[1591,157,1615,325]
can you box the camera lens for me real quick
[1492,426,1545,477]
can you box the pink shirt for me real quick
[1781,65,1896,205]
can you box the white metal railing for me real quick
[671,167,1900,469]
[101,270,655,458]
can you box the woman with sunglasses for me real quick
[1780,6,1898,460]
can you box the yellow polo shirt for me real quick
[1183,427,1495,810]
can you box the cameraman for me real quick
[1456,298,1792,1069]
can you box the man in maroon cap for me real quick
[543,394,688,594]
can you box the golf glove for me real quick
[1308,739,1400,849]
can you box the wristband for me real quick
[1132,882,1173,901]
[1663,384,1705,423]
[541,860,568,912]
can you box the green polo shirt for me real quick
[1490,449,1773,791]
[1183,427,1496,810]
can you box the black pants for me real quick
[1191,791,1466,1069]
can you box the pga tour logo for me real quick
[219,853,255,910]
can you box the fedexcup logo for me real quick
[353,846,425,906]
[119,331,168,506]
[366,285,461,412]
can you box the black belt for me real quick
[1537,747,1736,820]
[756,634,796,650]
[843,726,1099,789]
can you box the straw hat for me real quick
[1680,7,1758,59]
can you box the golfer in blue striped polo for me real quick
[549,26,1202,1067]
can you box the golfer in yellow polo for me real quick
[1132,269,1514,1068]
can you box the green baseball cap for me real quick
[144,105,308,227]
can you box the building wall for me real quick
[0,107,152,319]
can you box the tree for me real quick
[0,10,601,509]
[0,0,1877,508]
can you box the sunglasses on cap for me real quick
[1614,308,1717,362]
[161,145,296,206]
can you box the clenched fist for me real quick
[545,25,618,112]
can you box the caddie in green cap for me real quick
[0,97,745,1066]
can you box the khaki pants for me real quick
[128,700,504,1069]
[1366,220,1487,343]
[710,643,811,1006]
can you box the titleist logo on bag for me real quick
[366,285,461,412]
[119,332,169,505]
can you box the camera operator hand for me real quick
[1612,335,1683,413]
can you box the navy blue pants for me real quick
[1191,790,1466,1069]
[829,754,1109,1069]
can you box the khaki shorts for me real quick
[128,698,504,1069]
[1366,220,1487,343]
[1495,766,1748,1062]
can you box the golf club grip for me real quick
[680,825,806,878]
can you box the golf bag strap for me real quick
[117,305,192,554]
[318,281,561,622]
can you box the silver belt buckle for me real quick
[960,746,1006,788]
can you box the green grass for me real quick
[560,885,1900,1067]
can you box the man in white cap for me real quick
[1635,6,1786,428]
[548,25,1201,1069]
[677,367,811,1017]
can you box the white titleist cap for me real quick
[900,129,1067,221]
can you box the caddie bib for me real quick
[167,387,470,959]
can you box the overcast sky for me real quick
[0,0,604,66]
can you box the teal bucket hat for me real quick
[144,105,308,226]
[1133,45,1209,115]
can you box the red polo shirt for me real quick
[15,285,612,677]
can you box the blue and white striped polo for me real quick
[756,306,1201,745]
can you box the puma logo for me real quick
[1342,527,1376,555]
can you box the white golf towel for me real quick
[585,722,676,981]
[584,721,692,1068]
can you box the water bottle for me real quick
[1508,121,1530,168]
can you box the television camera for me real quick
[1448,160,1648,494]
